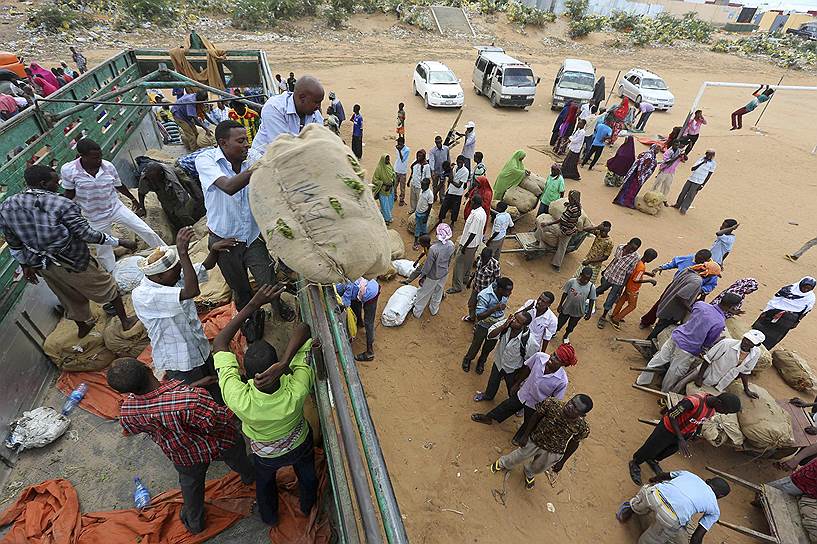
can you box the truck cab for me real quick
[471,46,539,109]
[551,58,595,110]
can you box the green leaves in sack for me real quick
[273,218,294,239]
[329,197,345,217]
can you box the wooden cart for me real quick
[501,231,589,261]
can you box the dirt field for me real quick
[19,11,817,543]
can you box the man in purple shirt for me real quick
[637,293,741,393]
[172,90,212,151]
[471,344,577,443]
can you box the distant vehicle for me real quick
[618,68,674,111]
[551,58,596,110]
[786,22,817,41]
[412,61,464,109]
[471,46,540,109]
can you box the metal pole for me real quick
[35,94,267,108]
[320,288,409,544]
[603,70,621,109]
[752,74,784,129]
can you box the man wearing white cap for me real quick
[455,121,477,172]
[689,329,765,398]
[132,226,237,402]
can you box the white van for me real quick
[551,59,596,110]
[471,46,539,109]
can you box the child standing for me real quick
[611,249,658,330]
[710,219,738,268]
[396,102,406,137]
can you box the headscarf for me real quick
[138,246,179,275]
[711,277,758,318]
[32,76,57,97]
[613,97,630,120]
[30,63,59,88]
[764,277,816,314]
[592,76,606,105]
[552,102,571,132]
[464,175,493,220]
[579,103,591,120]
[436,223,452,243]
[690,261,721,278]
[606,137,636,176]
[371,154,395,196]
[559,102,579,137]
[493,150,527,200]
[554,344,577,366]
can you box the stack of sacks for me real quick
[250,124,390,284]
[501,173,545,216]
[534,197,592,250]
[635,191,664,216]
[44,306,115,372]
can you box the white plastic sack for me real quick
[392,259,417,278]
[5,407,70,452]
[381,285,418,327]
[113,256,145,294]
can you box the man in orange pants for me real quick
[611,248,658,330]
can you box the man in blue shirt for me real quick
[351,104,364,159]
[581,119,612,170]
[195,120,291,330]
[462,277,513,374]
[337,278,380,362]
[710,219,738,267]
[618,470,730,544]
[172,90,212,151]
[249,76,324,164]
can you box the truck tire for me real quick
[619,85,624,98]
[474,86,481,96]
[490,93,499,108]
[424,94,431,109]
[413,82,419,96]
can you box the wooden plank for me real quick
[704,466,762,491]
[781,401,817,448]
[638,418,659,426]
[716,520,779,543]
[762,484,810,544]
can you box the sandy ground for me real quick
[7,12,817,543]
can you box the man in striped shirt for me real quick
[60,138,165,272]
[227,101,260,145]
[596,238,642,329]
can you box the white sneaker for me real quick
[562,336,570,344]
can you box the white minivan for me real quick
[551,59,596,110]
[471,46,539,109]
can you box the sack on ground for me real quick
[406,215,416,235]
[519,173,546,196]
[381,285,418,327]
[503,186,538,214]
[685,383,744,447]
[5,407,70,452]
[44,316,116,372]
[103,317,150,358]
[250,124,391,284]
[387,229,405,260]
[725,317,772,373]
[112,256,144,294]
[798,495,817,544]
[727,382,793,450]
[191,216,209,239]
[392,259,417,278]
[772,349,817,392]
[635,191,663,216]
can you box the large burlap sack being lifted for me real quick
[772,349,817,392]
[503,186,538,215]
[519,173,546,196]
[727,382,793,451]
[250,124,391,284]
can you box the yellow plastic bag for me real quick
[333,289,358,338]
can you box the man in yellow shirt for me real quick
[213,285,318,527]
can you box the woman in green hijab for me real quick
[372,154,396,224]
[493,150,529,200]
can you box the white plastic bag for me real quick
[113,256,145,294]
[381,285,418,327]
[392,259,417,278]
[5,407,70,452]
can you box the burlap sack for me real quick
[685,383,744,447]
[798,495,817,544]
[103,317,150,358]
[772,349,817,392]
[727,382,793,450]
[191,216,209,239]
[503,186,538,214]
[406,215,416,235]
[250,124,391,284]
[196,126,216,148]
[141,148,176,164]
[635,191,663,216]
[534,214,560,248]
[492,200,520,221]
[546,197,592,230]
[725,317,772,373]
[519,173,546,196]
[387,229,405,260]
[44,315,116,372]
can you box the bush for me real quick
[568,14,605,38]
[505,1,555,27]
[712,33,817,69]
[563,0,587,20]
[27,3,95,32]
[324,0,354,27]
[608,10,638,32]
[231,0,319,29]
[118,0,177,25]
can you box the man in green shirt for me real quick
[213,285,318,527]
[538,163,565,216]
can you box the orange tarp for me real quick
[56,303,247,420]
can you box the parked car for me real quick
[786,22,817,41]
[412,61,464,108]
[618,68,674,111]
[551,58,595,110]
[471,46,539,109]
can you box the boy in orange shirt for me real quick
[611,248,658,330]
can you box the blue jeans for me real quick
[597,278,625,312]
[415,210,429,238]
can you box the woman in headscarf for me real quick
[650,141,686,205]
[608,97,630,144]
[464,175,493,221]
[752,277,815,350]
[493,150,528,200]
[372,154,396,224]
[591,76,605,109]
[613,144,660,209]
[549,101,572,146]
[30,63,59,89]
[663,126,683,150]
[711,277,759,320]
[604,136,636,187]
[553,102,579,155]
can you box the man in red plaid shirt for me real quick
[108,358,254,534]
[464,247,501,323]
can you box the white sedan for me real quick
[618,68,675,111]
[412,61,464,108]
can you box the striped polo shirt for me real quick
[60,158,124,224]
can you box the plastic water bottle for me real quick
[61,383,88,415]
[133,477,151,510]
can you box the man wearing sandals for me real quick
[490,394,592,490]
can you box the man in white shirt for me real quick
[519,291,558,351]
[673,150,716,215]
[486,201,514,259]
[428,136,450,202]
[474,311,539,403]
[448,194,487,294]
[133,227,235,402]
[690,330,764,396]
[61,138,165,272]
[196,120,290,325]
[456,121,476,172]
[438,154,468,227]
[248,76,324,165]
[394,137,410,206]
